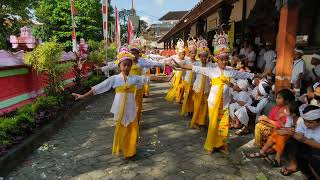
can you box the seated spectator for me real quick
[233,81,272,135]
[254,89,295,148]
[246,101,301,167]
[311,86,320,107]
[230,79,252,129]
[280,105,320,179]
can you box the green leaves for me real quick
[33,0,113,50]
[24,40,73,95]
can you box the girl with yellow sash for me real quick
[165,39,187,103]
[190,47,215,128]
[72,51,145,159]
[180,37,197,116]
[100,40,169,123]
[178,31,258,154]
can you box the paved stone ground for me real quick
[8,82,303,180]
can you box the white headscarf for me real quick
[301,109,320,121]
[258,82,269,96]
[237,79,249,91]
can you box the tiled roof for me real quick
[159,11,189,21]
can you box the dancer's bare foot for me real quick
[218,146,229,155]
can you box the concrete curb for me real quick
[0,96,98,177]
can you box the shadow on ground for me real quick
[8,82,303,180]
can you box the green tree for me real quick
[0,0,38,49]
[33,0,114,50]
[24,40,74,95]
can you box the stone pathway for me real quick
[8,82,303,180]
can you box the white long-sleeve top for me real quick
[179,59,197,83]
[233,91,252,105]
[245,97,269,122]
[164,55,190,80]
[92,73,146,127]
[291,58,305,84]
[192,61,215,94]
[192,65,254,109]
[264,50,277,71]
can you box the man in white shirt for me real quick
[280,105,320,177]
[247,44,256,71]
[291,48,306,98]
[257,43,266,72]
[239,41,249,57]
[263,43,277,75]
[310,53,320,82]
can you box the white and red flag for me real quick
[115,6,121,48]
[127,19,135,44]
[70,0,77,52]
[102,0,108,41]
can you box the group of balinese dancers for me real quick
[72,31,320,172]
[72,31,263,159]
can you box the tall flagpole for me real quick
[70,0,77,52]
[102,0,108,63]
[115,6,121,49]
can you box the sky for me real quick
[111,0,200,24]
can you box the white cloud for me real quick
[140,16,153,25]
[154,0,165,6]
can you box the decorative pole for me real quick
[275,1,300,92]
[102,0,108,62]
[115,6,121,49]
[70,0,77,52]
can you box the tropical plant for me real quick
[33,0,114,50]
[24,40,75,95]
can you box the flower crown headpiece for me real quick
[197,36,210,56]
[116,51,134,65]
[213,25,230,58]
[187,35,197,52]
[176,39,185,53]
[130,37,143,51]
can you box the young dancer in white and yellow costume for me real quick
[72,50,145,158]
[165,39,188,103]
[180,36,197,116]
[190,38,215,128]
[101,38,170,123]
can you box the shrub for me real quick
[16,104,36,116]
[33,96,63,112]
[83,74,104,88]
[24,40,75,96]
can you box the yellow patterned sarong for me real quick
[130,63,143,123]
[165,71,184,102]
[180,72,194,116]
[112,84,139,158]
[143,69,151,97]
[190,75,208,127]
[204,75,230,151]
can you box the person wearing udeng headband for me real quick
[72,51,146,159]
[280,105,320,178]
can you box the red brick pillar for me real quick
[275,3,299,92]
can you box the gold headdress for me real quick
[197,36,210,56]
[176,39,186,53]
[130,37,143,52]
[116,49,134,65]
[213,27,230,57]
[187,35,197,53]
